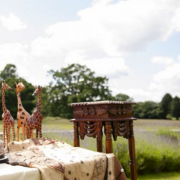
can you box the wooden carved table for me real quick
[69,101,137,180]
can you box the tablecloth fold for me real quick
[6,138,126,180]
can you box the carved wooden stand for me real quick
[69,101,137,180]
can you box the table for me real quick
[0,163,40,180]
[69,101,137,180]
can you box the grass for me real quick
[134,119,180,131]
[1,118,180,179]
[43,116,73,131]
[128,172,180,180]
[1,118,179,132]
[155,127,180,141]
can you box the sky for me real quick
[0,0,180,102]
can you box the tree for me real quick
[45,63,112,118]
[0,64,18,80]
[132,101,161,119]
[160,93,172,119]
[0,78,36,119]
[171,96,180,120]
[113,93,134,102]
[0,64,36,119]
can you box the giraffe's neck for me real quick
[2,89,7,113]
[37,93,41,112]
[17,92,23,110]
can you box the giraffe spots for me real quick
[19,104,22,106]
[22,112,25,115]
[21,122,23,125]
[20,116,24,119]
[19,109,22,111]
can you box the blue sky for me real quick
[0,0,180,102]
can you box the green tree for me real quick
[132,102,144,118]
[0,64,36,119]
[171,96,180,120]
[132,101,161,119]
[44,63,112,118]
[0,64,18,80]
[113,93,133,102]
[0,78,36,119]
[160,93,172,119]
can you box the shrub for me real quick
[166,114,171,120]
[155,127,180,141]
[113,133,180,177]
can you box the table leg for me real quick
[128,121,137,180]
[96,136,103,152]
[74,122,80,147]
[105,121,113,153]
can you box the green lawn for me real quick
[43,116,73,130]
[134,172,180,180]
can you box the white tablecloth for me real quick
[0,163,40,180]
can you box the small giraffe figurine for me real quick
[2,81,15,147]
[15,81,30,141]
[26,86,43,139]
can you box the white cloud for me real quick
[0,43,29,65]
[43,64,51,71]
[110,55,180,102]
[31,0,180,58]
[29,0,180,102]
[92,0,112,6]
[1,0,180,102]
[29,0,180,85]
[0,43,51,86]
[119,88,154,102]
[84,57,130,78]
[151,56,174,66]
[0,43,31,81]
[149,56,180,100]
[64,51,129,78]
[0,13,27,31]
[178,55,180,61]
[172,7,180,32]
[152,63,180,86]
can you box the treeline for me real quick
[133,95,180,120]
[0,63,180,120]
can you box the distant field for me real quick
[0,118,180,139]
[43,116,73,130]
[134,119,180,130]
[44,118,180,131]
[43,118,180,131]
[0,116,72,132]
[1,118,180,131]
[1,118,180,148]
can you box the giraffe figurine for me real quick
[2,81,15,147]
[26,86,43,139]
[15,81,30,141]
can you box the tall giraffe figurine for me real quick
[2,81,15,147]
[26,86,43,139]
[15,81,30,141]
